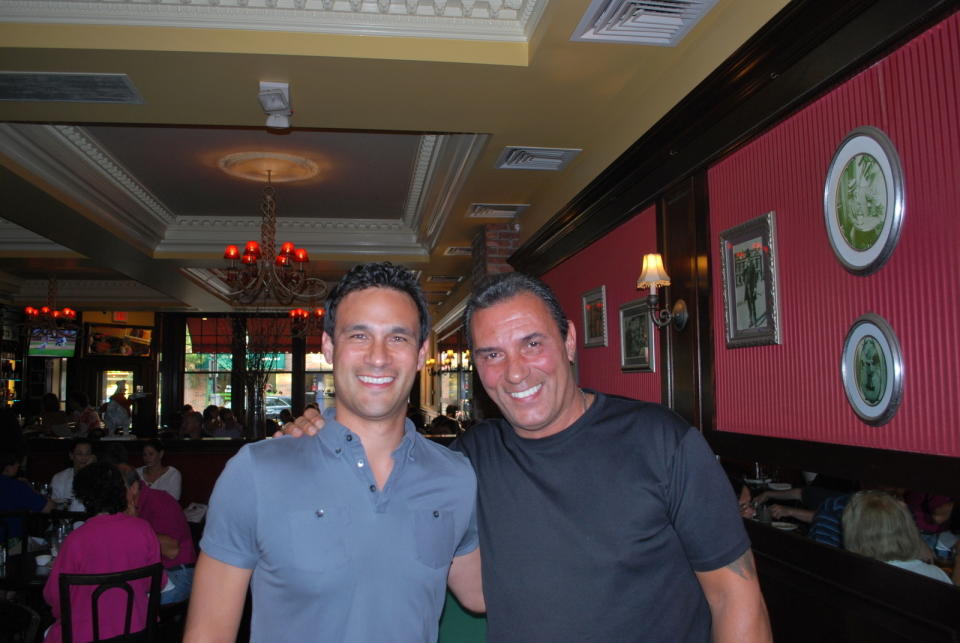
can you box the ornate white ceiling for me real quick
[0,0,549,41]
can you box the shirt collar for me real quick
[316,407,419,457]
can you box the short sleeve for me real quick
[667,428,750,572]
[453,489,479,558]
[199,446,259,569]
[165,467,182,501]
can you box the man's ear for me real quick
[417,339,428,370]
[564,320,577,363]
[321,331,334,364]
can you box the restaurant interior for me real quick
[2,0,959,640]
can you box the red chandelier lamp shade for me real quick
[224,245,241,260]
[244,241,262,259]
[293,247,309,263]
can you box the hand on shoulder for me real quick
[272,406,326,438]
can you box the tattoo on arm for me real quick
[724,550,757,581]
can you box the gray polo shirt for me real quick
[202,413,478,642]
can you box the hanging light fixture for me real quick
[23,276,79,339]
[222,170,329,321]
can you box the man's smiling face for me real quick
[471,292,581,439]
[322,287,426,429]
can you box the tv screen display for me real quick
[27,329,78,358]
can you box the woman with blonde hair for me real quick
[842,490,953,584]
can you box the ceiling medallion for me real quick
[218,152,320,183]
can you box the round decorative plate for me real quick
[823,127,904,275]
[840,313,904,425]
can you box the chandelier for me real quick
[23,276,79,340]
[222,172,329,318]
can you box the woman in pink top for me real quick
[43,462,165,643]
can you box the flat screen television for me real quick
[27,328,78,358]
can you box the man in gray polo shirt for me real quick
[184,263,482,642]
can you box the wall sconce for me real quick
[636,253,689,331]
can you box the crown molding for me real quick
[0,124,173,253]
[0,219,80,255]
[0,0,548,41]
[418,133,489,249]
[11,278,177,307]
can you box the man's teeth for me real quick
[510,384,542,399]
[359,375,393,384]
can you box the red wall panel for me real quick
[542,206,661,402]
[709,14,960,455]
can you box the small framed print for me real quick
[619,298,654,372]
[840,313,904,426]
[719,211,782,348]
[823,126,905,275]
[581,286,607,348]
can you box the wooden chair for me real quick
[58,562,163,643]
[0,599,41,643]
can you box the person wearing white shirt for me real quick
[50,438,95,512]
[136,438,182,501]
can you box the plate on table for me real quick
[772,521,798,531]
[743,478,771,486]
[767,482,791,491]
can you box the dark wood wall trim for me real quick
[708,431,960,499]
[511,0,959,276]
[746,521,960,641]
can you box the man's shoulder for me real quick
[411,433,475,476]
[594,393,691,431]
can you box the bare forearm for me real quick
[184,553,252,643]
[157,534,180,560]
[447,548,485,613]
[697,551,772,643]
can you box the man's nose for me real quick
[504,354,529,384]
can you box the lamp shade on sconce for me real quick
[637,253,672,291]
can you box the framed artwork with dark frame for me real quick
[84,324,154,357]
[719,211,782,348]
[619,298,655,372]
[581,286,607,348]
[823,126,905,276]
[840,313,904,426]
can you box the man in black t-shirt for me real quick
[284,272,771,642]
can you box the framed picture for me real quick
[840,313,904,426]
[719,211,782,348]
[581,286,607,348]
[823,126,905,275]
[85,324,153,357]
[619,299,655,372]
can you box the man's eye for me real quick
[391,335,408,343]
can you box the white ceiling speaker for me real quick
[257,81,292,130]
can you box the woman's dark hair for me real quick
[69,392,89,409]
[143,438,165,453]
[73,462,128,515]
[464,272,568,350]
[42,392,61,412]
[324,262,429,345]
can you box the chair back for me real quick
[58,562,163,643]
[0,599,41,643]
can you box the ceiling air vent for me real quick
[495,146,581,171]
[0,72,144,103]
[571,0,720,46]
[467,203,529,218]
[444,246,473,257]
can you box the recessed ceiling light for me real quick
[218,152,320,183]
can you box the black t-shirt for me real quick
[452,391,749,642]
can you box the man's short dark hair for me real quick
[70,437,94,453]
[464,272,568,350]
[324,262,429,345]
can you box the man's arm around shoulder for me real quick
[183,553,253,643]
[447,547,484,613]
[695,549,772,643]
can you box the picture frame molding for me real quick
[719,210,782,348]
[581,285,608,348]
[618,298,655,372]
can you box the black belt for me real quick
[170,563,195,571]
